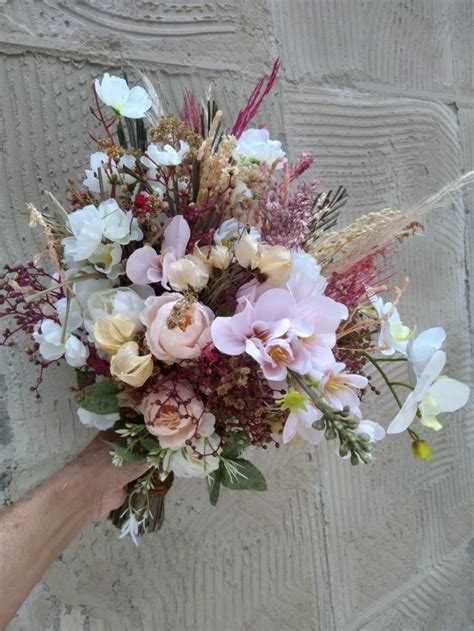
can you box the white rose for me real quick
[163,436,221,478]
[286,250,327,300]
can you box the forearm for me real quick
[0,464,93,629]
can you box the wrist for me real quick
[48,460,99,530]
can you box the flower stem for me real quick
[364,353,403,408]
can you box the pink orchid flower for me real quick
[126,215,190,287]
[212,287,347,381]
[316,362,368,419]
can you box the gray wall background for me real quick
[0,1,472,629]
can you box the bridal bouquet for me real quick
[1,61,470,542]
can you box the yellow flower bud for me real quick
[411,439,432,461]
[110,341,154,388]
[93,314,138,355]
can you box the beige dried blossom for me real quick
[27,203,64,272]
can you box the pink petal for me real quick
[254,288,295,322]
[163,215,191,258]
[211,317,246,355]
[126,245,161,285]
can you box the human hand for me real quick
[59,431,150,525]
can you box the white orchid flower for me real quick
[369,294,411,355]
[387,351,470,434]
[83,152,136,195]
[142,140,190,168]
[77,407,119,431]
[232,128,286,168]
[95,73,151,119]
[408,327,446,376]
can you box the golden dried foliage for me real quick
[309,209,421,275]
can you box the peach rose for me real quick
[140,293,214,362]
[142,381,216,449]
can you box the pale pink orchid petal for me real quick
[253,287,295,322]
[162,215,191,258]
[282,414,297,443]
[126,245,162,285]
[211,317,247,355]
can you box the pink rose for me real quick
[140,293,214,362]
[142,381,215,448]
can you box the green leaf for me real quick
[220,459,267,492]
[74,380,119,415]
[105,441,147,463]
[140,437,161,453]
[207,469,222,506]
[221,431,251,460]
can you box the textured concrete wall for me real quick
[0,1,472,630]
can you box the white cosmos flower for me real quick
[387,350,470,434]
[370,294,411,356]
[142,140,190,167]
[286,249,327,300]
[95,73,151,119]
[83,152,136,195]
[77,407,119,431]
[233,128,286,168]
[162,436,221,478]
[408,327,446,376]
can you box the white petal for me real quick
[428,377,470,413]
[120,86,151,118]
[77,407,119,430]
[95,74,129,111]
[386,394,418,434]
[64,335,89,368]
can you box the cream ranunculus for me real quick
[140,293,214,362]
[93,314,138,355]
[192,244,231,271]
[110,341,153,388]
[235,234,260,268]
[257,244,292,286]
[235,235,292,287]
[166,255,210,292]
[141,381,215,449]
